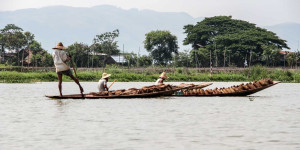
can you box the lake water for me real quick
[0,82,299,150]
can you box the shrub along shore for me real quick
[0,66,299,83]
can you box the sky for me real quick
[0,0,299,26]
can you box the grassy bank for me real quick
[0,66,300,83]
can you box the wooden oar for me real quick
[108,80,117,89]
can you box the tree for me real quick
[124,52,138,67]
[174,50,191,67]
[93,29,120,55]
[190,48,210,67]
[137,55,152,67]
[270,49,281,66]
[67,42,89,67]
[0,24,52,67]
[286,52,297,68]
[1,24,26,66]
[144,30,178,65]
[183,16,289,67]
[0,33,4,63]
[262,46,281,67]
[31,49,53,67]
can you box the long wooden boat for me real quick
[45,82,213,99]
[175,80,280,97]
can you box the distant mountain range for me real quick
[0,5,299,54]
[265,23,300,51]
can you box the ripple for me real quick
[268,140,281,142]
[128,138,142,141]
[1,82,300,150]
[227,135,244,138]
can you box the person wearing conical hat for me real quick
[98,73,111,92]
[52,42,84,97]
[155,72,168,85]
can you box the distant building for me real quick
[279,50,293,61]
[105,55,127,65]
[88,51,127,65]
[1,49,33,65]
[1,49,16,62]
[22,50,33,65]
[111,55,127,64]
[279,50,293,55]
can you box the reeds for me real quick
[0,66,299,83]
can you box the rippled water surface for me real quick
[0,82,300,150]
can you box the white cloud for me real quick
[0,0,299,26]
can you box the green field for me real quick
[0,66,299,83]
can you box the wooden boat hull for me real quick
[45,82,213,99]
[175,81,280,97]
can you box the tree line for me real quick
[1,16,299,68]
[0,24,53,67]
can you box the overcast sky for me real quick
[0,0,299,26]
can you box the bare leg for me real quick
[57,74,63,97]
[70,75,84,93]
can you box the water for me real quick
[0,82,299,150]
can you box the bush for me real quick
[0,67,300,83]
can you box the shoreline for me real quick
[1,66,299,83]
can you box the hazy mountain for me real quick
[0,5,202,54]
[0,5,299,54]
[265,23,300,51]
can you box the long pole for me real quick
[108,80,117,89]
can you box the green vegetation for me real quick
[0,24,53,67]
[1,17,299,85]
[183,16,292,67]
[144,30,178,65]
[1,17,299,69]
[1,66,299,83]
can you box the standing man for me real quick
[98,73,111,92]
[155,72,168,85]
[52,42,84,97]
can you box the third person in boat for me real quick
[98,73,111,92]
[155,72,168,85]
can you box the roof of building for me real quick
[111,55,127,63]
[280,50,294,54]
[89,52,107,56]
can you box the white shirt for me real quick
[155,78,163,85]
[52,50,70,72]
[98,78,107,92]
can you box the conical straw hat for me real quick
[52,42,68,50]
[102,73,111,79]
[159,72,168,79]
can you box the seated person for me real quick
[155,72,168,85]
[98,73,111,92]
